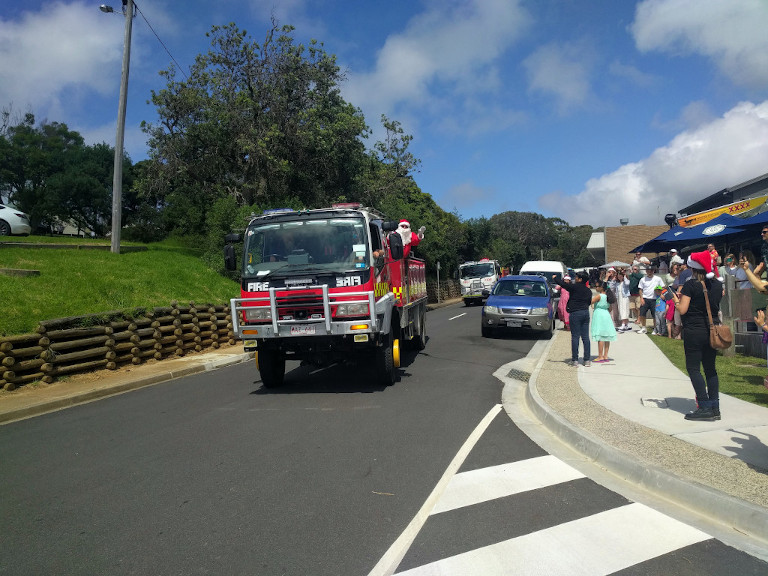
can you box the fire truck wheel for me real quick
[259,350,286,388]
[415,309,427,350]
[393,338,401,368]
[377,334,396,385]
[464,299,471,307]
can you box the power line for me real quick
[133,2,189,81]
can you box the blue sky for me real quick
[2,0,768,227]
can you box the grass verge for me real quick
[650,335,768,408]
[0,237,237,336]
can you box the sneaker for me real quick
[569,360,579,367]
[636,327,647,334]
[584,361,591,367]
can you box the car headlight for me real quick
[531,307,549,315]
[484,305,499,314]
[244,307,272,321]
[337,302,369,317]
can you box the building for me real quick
[588,224,669,264]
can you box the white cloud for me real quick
[539,100,768,227]
[631,0,768,90]
[523,42,594,114]
[0,2,123,113]
[343,0,531,133]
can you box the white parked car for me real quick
[0,203,32,236]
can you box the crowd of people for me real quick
[555,227,768,423]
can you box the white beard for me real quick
[398,226,412,245]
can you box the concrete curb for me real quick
[0,352,254,425]
[507,331,768,553]
[524,380,768,546]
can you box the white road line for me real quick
[395,502,711,575]
[430,455,585,515]
[367,404,503,576]
[448,313,466,320]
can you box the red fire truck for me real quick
[224,204,428,387]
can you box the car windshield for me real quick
[243,217,369,276]
[460,263,495,278]
[493,280,548,297]
[523,271,562,283]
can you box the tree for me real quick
[141,20,370,236]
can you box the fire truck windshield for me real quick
[460,263,495,279]
[243,218,369,276]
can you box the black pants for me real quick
[682,327,719,403]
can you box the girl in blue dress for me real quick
[591,280,617,362]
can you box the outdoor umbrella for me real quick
[630,213,747,253]
[600,261,630,268]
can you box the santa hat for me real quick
[687,251,715,278]
[398,219,410,228]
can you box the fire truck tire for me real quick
[259,350,286,388]
[464,299,471,307]
[415,308,427,350]
[377,341,395,386]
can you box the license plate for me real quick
[506,319,523,328]
[290,325,316,336]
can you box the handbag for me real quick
[701,281,733,349]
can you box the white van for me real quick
[518,260,568,297]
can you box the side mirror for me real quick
[482,289,490,297]
[224,244,237,271]
[225,233,241,243]
[388,232,404,260]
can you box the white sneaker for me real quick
[651,331,658,336]
[636,327,647,334]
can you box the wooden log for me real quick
[2,356,15,367]
[135,327,156,338]
[115,341,134,353]
[38,336,50,347]
[52,359,108,375]
[3,370,15,380]
[50,346,111,364]
[49,335,110,352]
[158,324,176,334]
[0,342,13,352]
[106,361,117,370]
[15,358,45,371]
[133,338,156,350]
[6,372,45,385]
[45,326,112,340]
[199,338,213,348]
[111,330,134,341]
[211,341,220,349]
[115,353,134,364]
[158,335,176,346]
[4,381,16,391]
[9,345,46,358]
[1,333,41,346]
[42,375,55,383]
[41,363,53,372]
[105,351,116,361]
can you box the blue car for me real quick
[481,275,555,338]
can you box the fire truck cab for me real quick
[224,204,428,387]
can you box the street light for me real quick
[101,0,134,254]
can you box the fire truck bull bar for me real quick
[230,285,395,340]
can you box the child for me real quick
[665,289,676,339]
[591,280,617,362]
[652,285,667,336]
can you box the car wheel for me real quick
[258,350,286,388]
[0,220,10,236]
[543,319,554,339]
[481,326,493,338]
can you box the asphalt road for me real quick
[0,303,535,575]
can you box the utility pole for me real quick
[104,0,134,254]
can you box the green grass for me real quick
[0,237,238,336]
[650,335,768,408]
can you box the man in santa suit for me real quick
[396,219,425,259]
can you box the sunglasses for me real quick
[762,230,768,235]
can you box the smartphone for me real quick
[660,287,675,302]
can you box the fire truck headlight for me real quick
[531,307,549,315]
[337,302,369,317]
[245,307,272,321]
